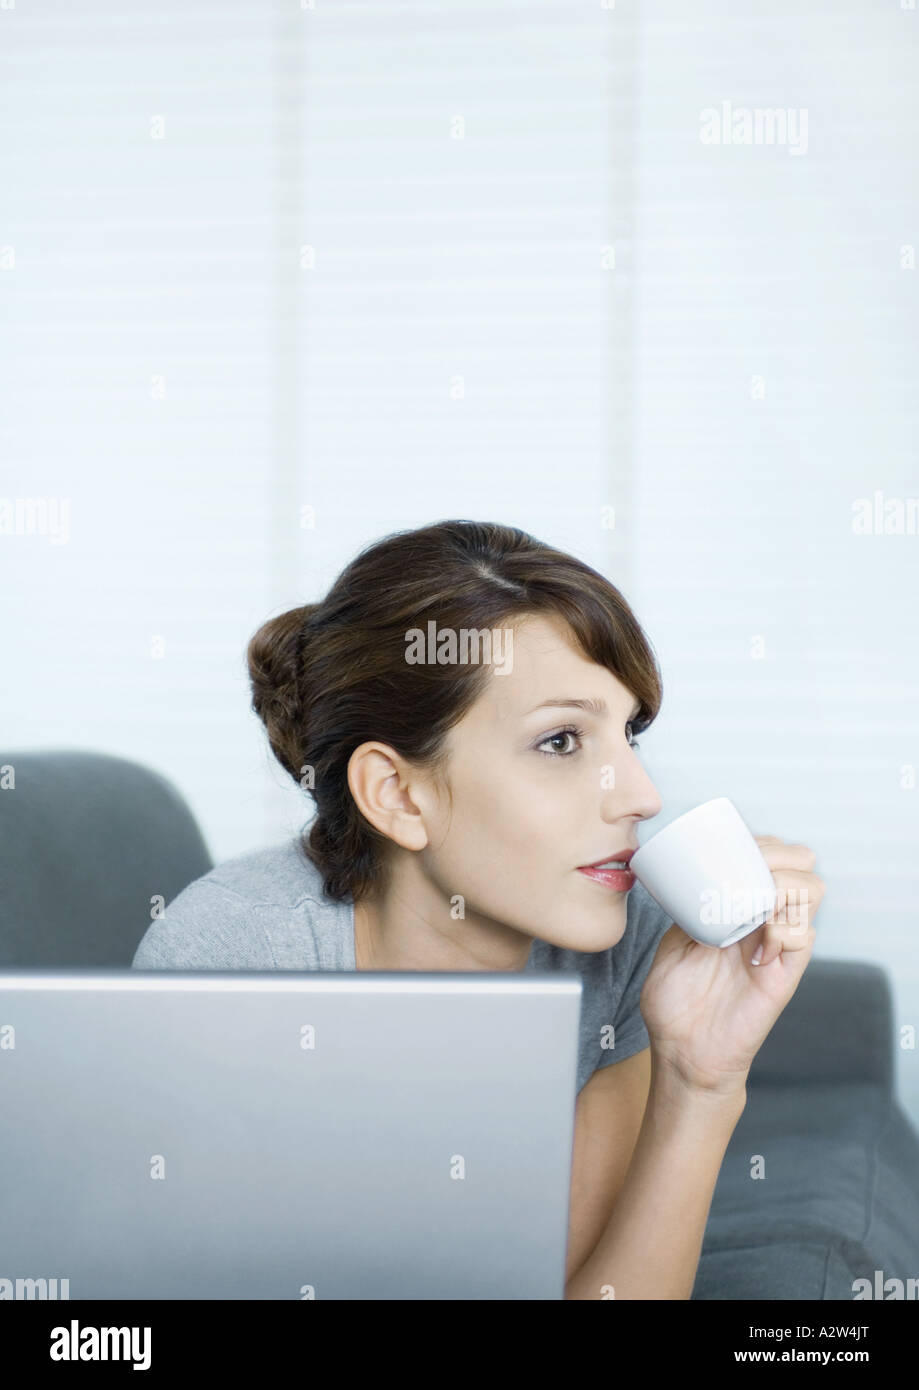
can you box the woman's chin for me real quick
[538,905,629,954]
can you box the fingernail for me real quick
[751,945,763,965]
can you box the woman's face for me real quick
[419,613,663,953]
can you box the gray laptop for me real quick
[0,968,582,1300]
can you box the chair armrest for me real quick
[747,957,893,1097]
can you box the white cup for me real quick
[629,797,776,948]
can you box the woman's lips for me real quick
[577,865,636,891]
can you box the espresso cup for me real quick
[629,797,776,948]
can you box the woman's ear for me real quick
[347,741,430,853]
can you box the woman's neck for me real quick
[352,864,533,974]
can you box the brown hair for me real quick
[246,519,662,904]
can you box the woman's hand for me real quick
[639,836,826,1097]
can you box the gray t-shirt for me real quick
[131,836,671,1095]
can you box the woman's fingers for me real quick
[749,921,817,971]
[749,838,824,966]
[768,866,826,927]
[755,837,817,873]
[751,865,825,966]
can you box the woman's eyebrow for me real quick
[524,696,641,719]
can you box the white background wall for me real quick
[2,0,917,1122]
[627,0,919,1125]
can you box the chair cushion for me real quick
[694,1082,919,1299]
[0,749,213,967]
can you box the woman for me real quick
[132,518,825,1299]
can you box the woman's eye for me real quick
[536,724,642,758]
[536,727,583,758]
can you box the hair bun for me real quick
[246,604,316,780]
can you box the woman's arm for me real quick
[564,1057,746,1300]
[565,834,824,1299]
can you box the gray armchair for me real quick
[0,749,212,967]
[696,959,919,1299]
[2,748,918,1299]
